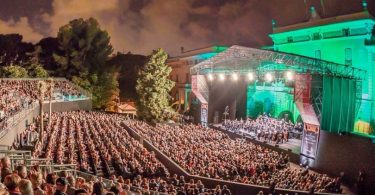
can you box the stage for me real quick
[213,124,302,154]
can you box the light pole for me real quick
[47,78,53,125]
[38,81,47,146]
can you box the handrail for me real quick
[0,150,31,154]
[25,158,53,161]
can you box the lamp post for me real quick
[47,78,53,125]
[38,81,47,146]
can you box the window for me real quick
[345,48,352,66]
[312,33,321,40]
[176,74,179,82]
[315,50,321,60]
[186,73,190,83]
[343,28,350,36]
[287,36,293,43]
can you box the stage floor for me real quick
[213,124,301,154]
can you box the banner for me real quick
[201,103,208,127]
[296,102,320,159]
[192,75,209,126]
[301,123,320,159]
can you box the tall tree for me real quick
[136,48,175,122]
[107,52,147,101]
[53,18,114,108]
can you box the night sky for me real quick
[0,0,374,56]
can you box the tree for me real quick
[136,48,175,122]
[53,18,114,108]
[1,65,29,78]
[31,65,49,78]
[107,52,147,101]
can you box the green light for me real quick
[270,15,375,135]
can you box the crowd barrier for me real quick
[122,122,341,195]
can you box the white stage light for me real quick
[286,71,294,81]
[207,74,214,81]
[232,73,238,81]
[265,73,273,82]
[219,73,225,81]
[247,72,254,81]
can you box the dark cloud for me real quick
[0,0,373,56]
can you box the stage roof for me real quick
[190,45,365,80]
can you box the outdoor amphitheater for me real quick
[1,1,375,195]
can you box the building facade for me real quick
[269,5,375,135]
[167,46,227,113]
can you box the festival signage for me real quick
[296,102,320,159]
[301,123,320,159]
[191,75,209,127]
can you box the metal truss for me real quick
[190,45,366,80]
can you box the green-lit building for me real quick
[268,5,375,135]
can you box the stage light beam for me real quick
[219,73,225,81]
[265,73,273,82]
[247,72,254,81]
[232,73,238,81]
[286,71,294,81]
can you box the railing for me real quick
[0,77,92,137]
[0,101,39,139]
[0,77,92,99]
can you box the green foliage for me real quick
[136,48,175,122]
[94,69,120,110]
[107,52,147,101]
[30,65,49,78]
[53,18,115,109]
[1,65,29,78]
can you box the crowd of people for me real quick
[125,121,342,194]
[23,111,167,180]
[10,111,232,194]
[0,79,83,131]
[221,115,304,144]
[0,156,231,195]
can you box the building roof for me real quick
[273,11,374,34]
[168,45,228,60]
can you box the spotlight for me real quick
[247,72,254,81]
[207,74,214,81]
[265,73,273,82]
[286,71,294,81]
[232,73,238,81]
[219,73,225,81]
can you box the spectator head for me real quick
[46,173,56,185]
[74,189,87,195]
[66,176,75,188]
[92,182,104,195]
[81,183,92,195]
[56,177,68,193]
[4,174,21,192]
[18,179,33,195]
[109,186,119,195]
[1,156,11,168]
[29,172,43,189]
[1,157,12,182]
[16,165,27,179]
[58,171,68,178]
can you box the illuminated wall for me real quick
[247,82,300,122]
[270,17,375,135]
